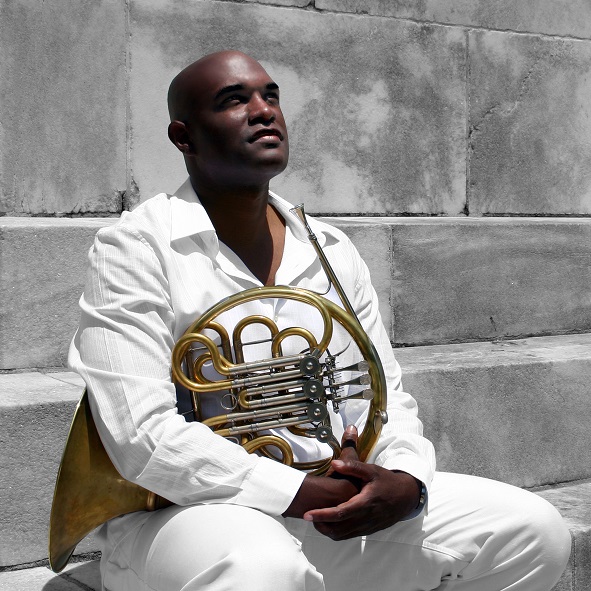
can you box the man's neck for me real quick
[189,177,286,286]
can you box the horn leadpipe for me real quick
[290,204,362,327]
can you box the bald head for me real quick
[168,51,268,122]
[166,50,289,190]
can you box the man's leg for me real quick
[98,504,325,591]
[286,472,571,591]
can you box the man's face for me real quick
[184,53,289,186]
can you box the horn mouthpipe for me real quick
[290,204,361,324]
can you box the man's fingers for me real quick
[331,457,374,480]
[334,424,360,464]
[303,494,367,523]
[341,424,358,450]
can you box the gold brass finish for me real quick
[48,392,171,572]
[48,204,387,572]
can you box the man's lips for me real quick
[249,128,283,143]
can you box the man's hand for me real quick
[304,426,421,541]
[282,426,363,519]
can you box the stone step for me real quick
[4,216,591,369]
[395,333,591,489]
[0,560,100,591]
[1,478,589,590]
[2,333,591,567]
[0,371,99,567]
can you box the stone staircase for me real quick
[2,215,591,590]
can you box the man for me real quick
[69,50,570,590]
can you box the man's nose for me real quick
[249,93,275,123]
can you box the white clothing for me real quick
[98,473,570,591]
[69,179,435,513]
[69,181,570,590]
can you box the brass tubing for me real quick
[238,382,309,405]
[215,414,309,437]
[203,402,310,428]
[243,435,294,466]
[271,326,318,358]
[290,205,360,324]
[230,368,303,388]
[233,315,279,364]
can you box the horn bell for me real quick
[48,391,170,572]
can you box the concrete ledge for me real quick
[0,218,114,370]
[4,216,591,369]
[316,0,591,39]
[1,478,589,590]
[3,333,591,565]
[0,372,96,566]
[333,216,591,346]
[398,333,591,488]
[0,560,100,591]
[537,480,591,591]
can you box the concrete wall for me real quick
[2,0,590,216]
[1,1,590,568]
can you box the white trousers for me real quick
[98,472,571,591]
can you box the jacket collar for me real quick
[169,178,327,249]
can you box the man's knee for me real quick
[224,534,323,591]
[525,495,571,576]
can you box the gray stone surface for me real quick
[469,30,591,215]
[321,219,392,330]
[61,560,101,590]
[0,442,591,591]
[397,334,591,488]
[242,0,310,5]
[0,0,127,215]
[0,561,100,591]
[0,373,96,566]
[129,1,467,215]
[3,333,591,564]
[4,216,591,370]
[317,0,591,39]
[332,216,591,346]
[0,218,113,370]
[537,480,591,591]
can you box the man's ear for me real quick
[168,121,195,155]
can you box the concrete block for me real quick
[0,566,83,591]
[0,561,99,591]
[0,0,127,214]
[397,334,591,488]
[320,218,393,332]
[2,335,591,565]
[537,480,591,591]
[385,217,591,345]
[469,30,591,215]
[4,216,591,368]
[241,0,310,5]
[129,1,467,215]
[316,0,591,39]
[0,373,96,566]
[0,218,113,370]
[61,560,101,590]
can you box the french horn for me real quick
[48,205,388,572]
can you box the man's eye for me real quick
[266,93,280,104]
[223,95,243,105]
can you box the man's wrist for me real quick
[413,478,427,510]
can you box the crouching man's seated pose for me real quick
[69,50,571,591]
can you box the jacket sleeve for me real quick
[68,223,305,515]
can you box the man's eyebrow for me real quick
[214,82,280,101]
[214,84,244,101]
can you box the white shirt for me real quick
[69,179,436,518]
